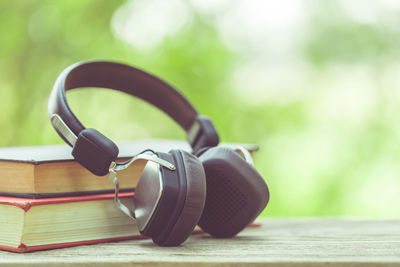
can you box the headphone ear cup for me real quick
[159,150,206,245]
[135,150,206,246]
[198,147,269,238]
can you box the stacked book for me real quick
[0,140,258,252]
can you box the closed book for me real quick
[0,139,258,198]
[0,192,142,253]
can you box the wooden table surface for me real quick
[1,218,400,266]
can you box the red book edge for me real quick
[0,235,148,253]
[0,192,261,253]
[0,192,135,212]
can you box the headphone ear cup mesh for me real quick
[198,147,269,238]
[199,166,248,226]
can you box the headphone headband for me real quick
[48,61,219,175]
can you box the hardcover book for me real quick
[0,192,142,253]
[0,139,258,197]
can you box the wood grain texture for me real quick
[0,218,399,266]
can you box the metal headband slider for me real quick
[234,146,254,166]
[108,150,176,220]
[111,152,176,173]
[50,114,78,146]
[187,116,219,152]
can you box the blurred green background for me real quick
[1,0,400,217]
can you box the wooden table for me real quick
[1,218,399,266]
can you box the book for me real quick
[0,139,258,197]
[0,192,142,253]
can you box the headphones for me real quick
[48,61,269,246]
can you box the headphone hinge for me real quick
[187,116,219,152]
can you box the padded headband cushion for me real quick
[48,61,199,142]
[197,147,269,237]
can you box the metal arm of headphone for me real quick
[108,150,176,220]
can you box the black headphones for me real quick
[48,61,269,246]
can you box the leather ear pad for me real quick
[197,147,269,238]
[140,150,206,246]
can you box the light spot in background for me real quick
[339,0,381,24]
[28,4,61,42]
[111,0,190,50]
[264,127,352,186]
[112,121,151,141]
[340,0,400,25]
[0,82,15,144]
[230,61,310,104]
[188,0,231,15]
[380,0,400,10]
[257,126,357,215]
[215,0,305,58]
[382,64,400,108]
[266,133,321,187]
[345,159,400,216]
[211,0,309,105]
[309,64,377,126]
